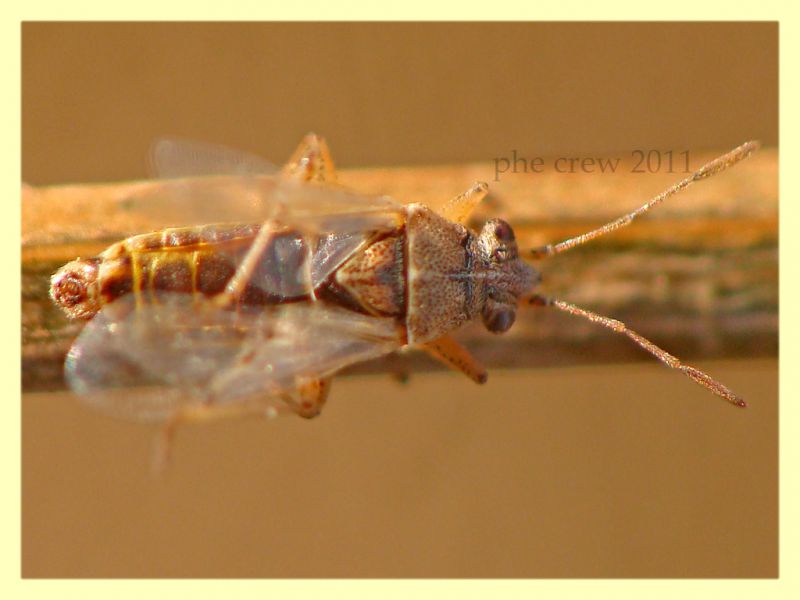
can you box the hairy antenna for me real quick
[530,140,760,258]
[525,141,759,407]
[529,295,746,407]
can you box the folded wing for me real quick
[66,293,401,422]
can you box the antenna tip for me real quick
[741,140,762,155]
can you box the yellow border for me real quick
[8,3,794,598]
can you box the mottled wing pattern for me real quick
[66,293,400,422]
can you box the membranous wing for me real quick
[116,171,402,240]
[66,293,401,422]
[149,137,280,178]
[116,139,406,303]
[63,139,407,420]
[116,137,405,237]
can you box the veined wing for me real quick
[149,137,279,178]
[65,293,401,422]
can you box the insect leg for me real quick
[154,400,290,472]
[282,133,337,183]
[439,181,489,225]
[214,223,279,308]
[421,334,488,384]
[217,131,343,307]
[528,294,746,408]
[281,377,332,418]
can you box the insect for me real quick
[50,134,757,461]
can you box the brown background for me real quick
[22,22,778,578]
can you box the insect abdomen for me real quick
[102,224,316,306]
[51,222,409,321]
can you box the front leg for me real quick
[420,334,488,384]
[438,181,489,225]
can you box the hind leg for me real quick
[421,334,488,384]
[282,133,337,183]
[282,377,332,418]
[154,400,291,472]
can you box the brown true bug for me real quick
[50,135,756,461]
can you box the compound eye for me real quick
[492,219,515,243]
[483,307,516,333]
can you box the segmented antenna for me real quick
[529,295,746,408]
[530,140,760,259]
[526,141,759,408]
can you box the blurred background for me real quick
[22,22,777,183]
[22,22,777,578]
